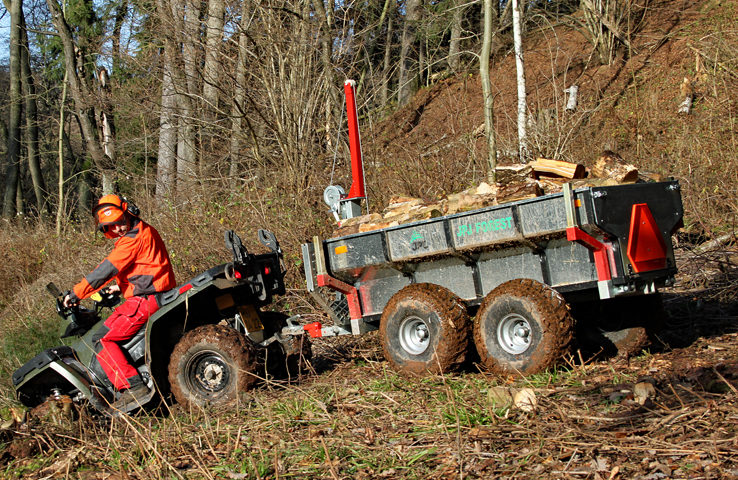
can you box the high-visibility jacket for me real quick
[70,219,177,302]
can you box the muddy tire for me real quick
[261,312,313,381]
[574,294,666,358]
[473,279,574,375]
[168,324,258,408]
[379,283,470,375]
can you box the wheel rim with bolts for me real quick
[399,315,430,355]
[187,351,231,394]
[497,313,532,355]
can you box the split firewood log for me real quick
[495,164,533,185]
[590,151,639,183]
[497,181,543,203]
[531,158,586,179]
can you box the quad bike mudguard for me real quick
[13,347,94,407]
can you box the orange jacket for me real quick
[71,219,177,302]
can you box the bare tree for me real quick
[156,51,177,199]
[398,0,422,106]
[512,0,528,160]
[202,0,225,108]
[448,0,465,72]
[46,0,117,193]
[579,0,641,65]
[19,15,47,215]
[2,0,22,218]
[480,0,497,183]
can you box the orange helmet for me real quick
[92,194,138,238]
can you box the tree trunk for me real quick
[512,0,528,160]
[481,0,497,183]
[156,51,177,199]
[111,0,129,74]
[56,73,68,235]
[20,13,47,215]
[46,0,116,191]
[380,6,394,107]
[229,0,254,182]
[312,0,337,150]
[178,0,199,192]
[448,0,464,72]
[3,0,22,219]
[398,0,421,106]
[203,0,225,108]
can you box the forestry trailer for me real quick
[300,80,684,376]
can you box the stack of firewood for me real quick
[331,152,661,237]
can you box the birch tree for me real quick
[480,0,497,183]
[512,0,528,160]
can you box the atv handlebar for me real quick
[47,282,121,338]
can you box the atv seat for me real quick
[122,325,147,361]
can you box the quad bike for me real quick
[12,230,311,416]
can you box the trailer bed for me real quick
[303,180,683,325]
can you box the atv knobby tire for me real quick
[169,324,258,408]
[380,283,470,375]
[473,279,574,375]
[260,312,313,381]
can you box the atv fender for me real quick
[14,348,95,407]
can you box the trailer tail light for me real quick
[627,203,667,273]
[304,322,323,338]
[233,269,243,280]
[264,266,271,275]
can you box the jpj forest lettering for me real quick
[457,216,513,237]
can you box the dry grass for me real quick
[1,327,736,479]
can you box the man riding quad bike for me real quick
[12,206,310,416]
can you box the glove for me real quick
[63,292,79,308]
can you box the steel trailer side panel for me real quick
[412,257,477,300]
[449,206,520,249]
[545,238,599,286]
[476,246,546,294]
[517,195,570,237]
[326,231,387,276]
[386,219,450,261]
[355,267,411,318]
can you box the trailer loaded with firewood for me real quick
[300,81,684,376]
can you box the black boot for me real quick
[113,376,150,410]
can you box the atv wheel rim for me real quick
[187,351,231,395]
[399,315,430,355]
[497,313,532,355]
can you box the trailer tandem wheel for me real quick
[379,283,471,375]
[168,324,258,408]
[473,279,574,375]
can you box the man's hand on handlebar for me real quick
[62,294,79,308]
[105,284,121,295]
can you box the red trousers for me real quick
[96,295,159,390]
